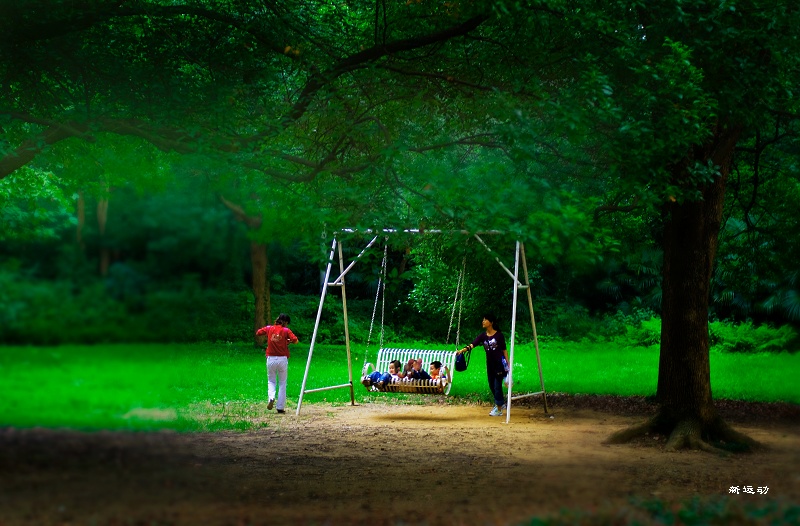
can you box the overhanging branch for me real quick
[282,13,490,124]
[594,196,643,219]
[409,134,503,153]
[0,113,348,183]
[2,10,491,179]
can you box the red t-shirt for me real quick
[255,324,298,357]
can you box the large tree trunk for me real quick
[655,132,729,449]
[97,196,109,277]
[76,191,85,251]
[250,241,271,346]
[251,241,271,347]
[607,124,760,452]
[218,195,270,348]
[265,251,272,326]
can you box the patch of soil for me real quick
[0,395,798,525]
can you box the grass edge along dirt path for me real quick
[1,342,798,431]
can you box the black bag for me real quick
[455,349,471,372]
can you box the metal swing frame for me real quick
[296,229,549,423]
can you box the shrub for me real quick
[271,293,377,344]
[709,320,800,353]
[535,303,596,341]
[0,269,252,344]
[533,304,657,343]
[619,316,662,347]
[0,269,130,345]
[598,308,659,344]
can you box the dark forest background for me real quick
[3,167,799,351]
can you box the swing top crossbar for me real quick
[327,230,523,289]
[337,228,505,236]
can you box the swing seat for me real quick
[361,348,458,395]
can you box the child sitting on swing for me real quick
[429,360,443,382]
[405,358,432,381]
[361,359,405,391]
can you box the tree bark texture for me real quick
[265,253,272,328]
[251,241,268,347]
[97,196,109,277]
[657,125,741,425]
[218,195,269,348]
[76,191,85,251]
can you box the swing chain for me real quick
[455,254,466,347]
[379,243,387,350]
[365,242,388,362]
[447,254,467,347]
[453,241,472,348]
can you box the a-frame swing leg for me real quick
[505,241,521,424]
[521,242,548,413]
[297,235,379,415]
[296,237,337,415]
[505,241,548,423]
[337,240,356,407]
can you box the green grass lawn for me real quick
[1,341,797,431]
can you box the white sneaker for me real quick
[489,406,503,417]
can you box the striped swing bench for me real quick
[361,348,458,395]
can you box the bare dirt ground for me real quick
[0,395,798,526]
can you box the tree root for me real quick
[663,418,724,453]
[709,416,764,452]
[603,416,658,445]
[603,412,764,453]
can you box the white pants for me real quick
[266,356,289,410]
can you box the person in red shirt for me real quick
[255,313,299,413]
